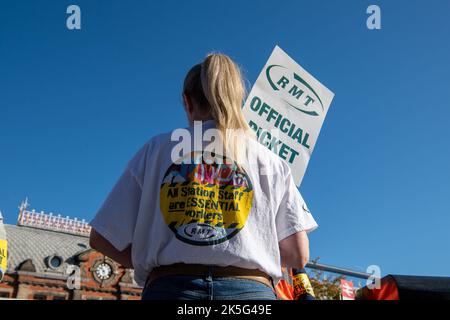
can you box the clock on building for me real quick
[91,259,116,285]
[95,262,113,280]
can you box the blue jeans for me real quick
[141,275,277,300]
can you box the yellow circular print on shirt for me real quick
[160,152,254,246]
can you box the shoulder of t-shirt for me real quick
[246,137,291,177]
[124,126,187,180]
[146,124,195,147]
[129,127,181,160]
[126,131,172,188]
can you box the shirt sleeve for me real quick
[89,144,148,251]
[275,163,318,242]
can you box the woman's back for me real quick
[91,119,317,287]
[89,53,317,299]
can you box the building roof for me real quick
[17,202,91,237]
[5,224,90,274]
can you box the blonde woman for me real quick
[89,53,317,300]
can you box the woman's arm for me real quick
[89,228,133,268]
[279,231,310,269]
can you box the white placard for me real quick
[243,46,334,186]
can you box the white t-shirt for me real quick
[90,120,318,286]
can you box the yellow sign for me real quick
[293,273,315,298]
[0,239,7,280]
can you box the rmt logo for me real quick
[265,65,324,117]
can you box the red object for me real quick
[356,275,450,300]
[359,276,399,300]
[340,279,355,300]
[276,268,295,300]
[276,277,295,300]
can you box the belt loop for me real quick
[270,277,276,291]
[207,266,214,300]
[206,265,213,282]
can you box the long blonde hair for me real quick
[183,53,253,167]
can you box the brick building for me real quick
[0,200,142,300]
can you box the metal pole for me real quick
[306,261,371,280]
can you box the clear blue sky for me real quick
[1,0,449,278]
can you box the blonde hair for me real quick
[183,53,253,166]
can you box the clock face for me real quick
[95,263,112,280]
